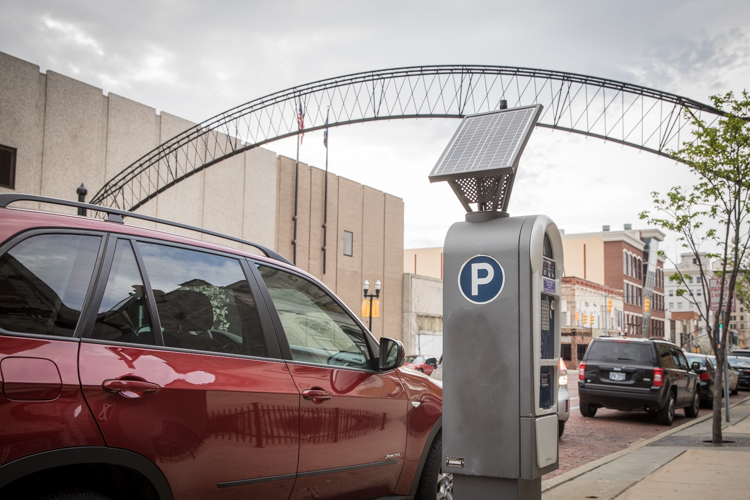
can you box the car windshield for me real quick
[728,356,750,368]
[405,355,424,363]
[586,341,654,364]
[685,353,708,368]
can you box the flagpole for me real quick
[323,107,329,274]
[293,104,300,266]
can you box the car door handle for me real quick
[302,388,333,403]
[103,378,161,399]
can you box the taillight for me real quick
[559,358,568,385]
[653,367,664,387]
[579,362,586,380]
[700,371,710,381]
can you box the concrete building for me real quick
[403,247,444,280]
[562,225,667,338]
[402,273,443,356]
[560,277,624,368]
[0,51,403,340]
[665,252,750,349]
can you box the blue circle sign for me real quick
[458,255,505,304]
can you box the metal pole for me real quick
[322,114,329,274]
[76,183,88,216]
[368,295,373,331]
[293,131,299,266]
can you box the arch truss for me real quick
[91,65,727,211]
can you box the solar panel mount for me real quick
[429,104,543,213]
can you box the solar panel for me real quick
[429,105,543,183]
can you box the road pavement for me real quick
[542,396,750,499]
[545,381,748,479]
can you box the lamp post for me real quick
[363,279,381,331]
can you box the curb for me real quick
[541,395,750,493]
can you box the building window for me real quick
[0,144,16,189]
[623,251,627,275]
[561,344,572,361]
[577,344,587,361]
[697,289,701,296]
[343,231,353,257]
[669,302,674,309]
[678,302,683,309]
[669,290,674,297]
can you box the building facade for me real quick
[562,225,666,338]
[0,51,404,340]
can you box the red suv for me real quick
[0,194,444,500]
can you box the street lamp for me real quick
[363,279,381,331]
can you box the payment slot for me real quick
[428,104,562,499]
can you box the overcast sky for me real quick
[2,1,749,263]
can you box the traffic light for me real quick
[583,314,588,325]
[644,297,650,313]
[607,298,612,312]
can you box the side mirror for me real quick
[691,361,701,372]
[379,337,405,371]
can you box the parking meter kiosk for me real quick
[429,105,562,499]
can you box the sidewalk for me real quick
[542,397,750,499]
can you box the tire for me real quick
[684,392,700,418]
[418,368,424,373]
[657,392,676,426]
[416,432,453,500]
[558,420,565,438]
[36,490,112,500]
[580,404,597,418]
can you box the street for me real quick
[545,382,748,479]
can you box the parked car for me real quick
[430,355,443,381]
[557,357,570,437]
[0,194,444,500]
[728,355,750,389]
[685,353,739,407]
[404,354,439,375]
[428,355,569,438]
[578,337,700,425]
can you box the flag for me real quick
[323,108,329,148]
[297,101,305,144]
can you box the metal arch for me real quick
[90,65,733,211]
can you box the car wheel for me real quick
[416,432,453,500]
[558,420,565,438]
[37,490,113,500]
[418,368,424,373]
[657,392,675,426]
[684,392,699,418]
[580,404,597,418]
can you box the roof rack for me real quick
[0,193,292,266]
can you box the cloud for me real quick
[43,17,105,56]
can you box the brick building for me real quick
[562,226,666,339]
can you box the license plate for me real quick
[609,372,626,381]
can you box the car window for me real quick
[0,233,101,337]
[90,240,154,346]
[139,242,267,357]
[658,343,676,369]
[586,341,654,364]
[729,357,750,368]
[257,265,371,370]
[672,348,689,370]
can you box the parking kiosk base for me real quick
[453,475,541,500]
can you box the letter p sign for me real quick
[459,255,504,304]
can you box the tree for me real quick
[640,90,750,444]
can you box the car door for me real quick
[675,349,696,403]
[0,231,106,464]
[668,346,689,404]
[254,264,408,500]
[78,237,300,499]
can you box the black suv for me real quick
[578,337,700,425]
